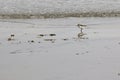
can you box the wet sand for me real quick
[0,17,120,80]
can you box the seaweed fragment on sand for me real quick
[44,39,56,43]
[37,34,46,38]
[49,34,56,36]
[62,38,69,41]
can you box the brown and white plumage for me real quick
[77,24,87,29]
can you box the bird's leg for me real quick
[80,28,83,33]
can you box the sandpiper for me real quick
[77,24,87,33]
[77,24,87,29]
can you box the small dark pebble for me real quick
[76,53,79,55]
[31,40,34,43]
[11,34,15,37]
[28,40,30,43]
[51,39,56,43]
[49,34,56,36]
[118,73,120,76]
[118,42,120,45]
[8,38,12,41]
[51,41,55,43]
[93,32,98,34]
[44,39,55,41]
[30,51,33,53]
[28,40,35,43]
[39,34,45,37]
[63,38,69,41]
[10,52,16,54]
[18,41,21,44]
[86,37,89,39]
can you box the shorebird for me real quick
[77,24,87,28]
[77,24,87,33]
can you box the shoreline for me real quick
[0,12,120,19]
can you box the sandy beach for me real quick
[0,17,120,80]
